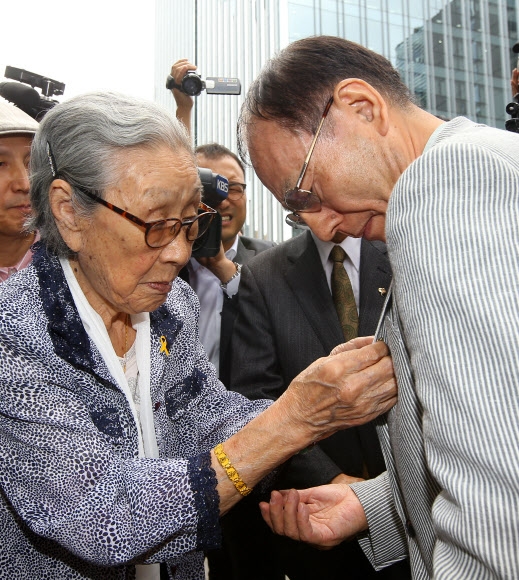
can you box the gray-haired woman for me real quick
[0,91,396,580]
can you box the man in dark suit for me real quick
[221,228,409,579]
[179,143,274,387]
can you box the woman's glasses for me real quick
[45,140,217,249]
[77,186,217,249]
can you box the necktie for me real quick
[330,245,358,341]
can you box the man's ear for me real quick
[333,79,389,136]
[48,179,84,253]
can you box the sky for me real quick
[1,0,156,106]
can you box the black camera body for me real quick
[0,66,65,120]
[166,72,241,97]
[192,169,228,258]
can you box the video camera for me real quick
[166,71,241,97]
[193,168,228,258]
[0,66,65,121]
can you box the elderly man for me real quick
[238,35,519,579]
[0,101,38,282]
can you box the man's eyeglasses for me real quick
[285,212,309,230]
[77,186,217,249]
[283,96,334,214]
[227,182,247,201]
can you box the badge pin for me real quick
[159,335,170,356]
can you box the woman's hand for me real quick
[279,336,396,443]
[215,336,396,515]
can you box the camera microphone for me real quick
[0,82,40,114]
[1,66,65,120]
[198,168,228,208]
[0,81,56,120]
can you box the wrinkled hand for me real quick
[512,68,519,98]
[280,336,396,442]
[260,484,368,548]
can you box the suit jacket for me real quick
[230,231,392,483]
[180,235,275,386]
[222,231,410,580]
[351,117,519,579]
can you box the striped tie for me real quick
[330,245,358,342]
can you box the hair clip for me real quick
[46,141,57,178]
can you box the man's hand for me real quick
[170,59,196,133]
[260,484,368,548]
[195,244,237,285]
[280,336,396,442]
[329,473,364,485]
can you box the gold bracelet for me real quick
[214,443,253,496]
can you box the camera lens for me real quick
[181,72,204,96]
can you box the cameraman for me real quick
[169,60,275,388]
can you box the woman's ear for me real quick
[333,79,390,136]
[49,179,84,253]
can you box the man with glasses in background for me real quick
[180,143,275,580]
[181,143,275,388]
[237,35,519,579]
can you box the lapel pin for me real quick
[159,335,170,356]
[378,287,387,297]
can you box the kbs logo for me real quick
[216,178,228,194]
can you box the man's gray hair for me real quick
[29,91,193,257]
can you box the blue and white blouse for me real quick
[0,243,269,579]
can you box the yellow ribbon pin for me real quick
[159,336,170,356]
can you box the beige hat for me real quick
[0,100,39,137]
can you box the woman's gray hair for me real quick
[29,91,193,257]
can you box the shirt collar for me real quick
[0,231,40,281]
[310,231,361,272]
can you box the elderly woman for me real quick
[0,92,396,580]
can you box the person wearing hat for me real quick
[0,100,39,282]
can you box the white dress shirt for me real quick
[187,236,240,373]
[310,232,361,312]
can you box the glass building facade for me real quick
[155,0,518,243]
